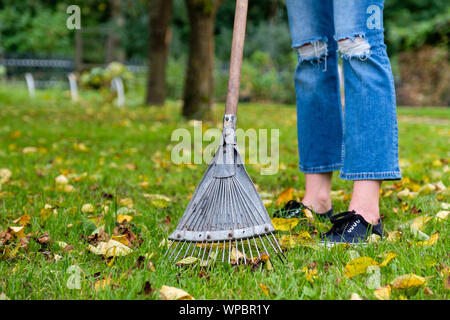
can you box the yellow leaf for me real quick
[275,187,294,206]
[411,216,431,231]
[175,257,199,267]
[230,246,244,261]
[88,239,132,257]
[7,226,25,238]
[350,293,363,300]
[119,198,134,208]
[271,217,299,231]
[436,210,449,221]
[344,257,379,278]
[117,214,133,223]
[13,214,31,227]
[379,252,398,267]
[302,266,318,283]
[81,203,95,214]
[391,274,427,290]
[159,285,194,300]
[0,168,12,184]
[94,277,112,291]
[111,235,129,246]
[386,231,402,242]
[374,285,391,300]
[259,283,269,296]
[415,232,439,247]
[143,193,172,202]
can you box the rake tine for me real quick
[205,241,215,266]
[189,241,197,257]
[228,239,231,264]
[197,241,204,258]
[213,241,220,263]
[222,240,226,263]
[183,241,193,259]
[235,239,239,265]
[258,235,269,255]
[252,236,261,258]
[201,241,209,266]
[271,232,287,261]
[171,240,187,262]
[241,239,247,264]
[265,233,285,264]
[163,240,174,257]
[168,241,180,261]
[247,238,254,261]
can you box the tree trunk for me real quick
[107,0,126,63]
[182,0,223,119]
[146,0,173,106]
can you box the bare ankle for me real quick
[302,196,332,214]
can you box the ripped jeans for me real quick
[286,0,401,180]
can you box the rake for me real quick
[165,0,286,266]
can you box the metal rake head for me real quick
[165,115,286,266]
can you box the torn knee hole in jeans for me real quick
[296,40,328,71]
[338,36,371,60]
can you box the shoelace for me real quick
[327,210,357,235]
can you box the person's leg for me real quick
[286,0,342,213]
[333,0,401,224]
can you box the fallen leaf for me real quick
[159,285,194,300]
[411,216,432,231]
[175,257,199,267]
[12,214,31,227]
[445,276,450,290]
[88,239,132,257]
[436,210,449,221]
[81,203,95,214]
[415,232,439,247]
[391,274,427,290]
[55,175,69,185]
[7,226,25,238]
[275,187,294,206]
[271,217,299,231]
[259,283,269,296]
[374,285,391,300]
[0,168,12,184]
[119,198,133,208]
[344,257,379,278]
[386,231,402,242]
[350,293,363,300]
[117,214,133,223]
[424,287,434,295]
[379,252,398,267]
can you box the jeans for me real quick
[286,0,401,180]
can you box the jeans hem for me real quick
[339,171,402,181]
[299,163,343,174]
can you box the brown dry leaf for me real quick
[445,276,450,290]
[159,285,194,300]
[379,252,398,267]
[415,232,439,247]
[271,217,299,231]
[390,274,427,290]
[275,187,294,206]
[344,257,379,278]
[259,283,269,296]
[374,285,391,300]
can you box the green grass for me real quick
[0,85,448,300]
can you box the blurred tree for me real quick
[182,0,224,119]
[106,0,126,63]
[146,0,173,105]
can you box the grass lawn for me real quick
[0,85,448,300]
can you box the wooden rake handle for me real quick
[224,0,249,116]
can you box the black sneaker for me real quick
[320,210,383,247]
[273,200,333,221]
